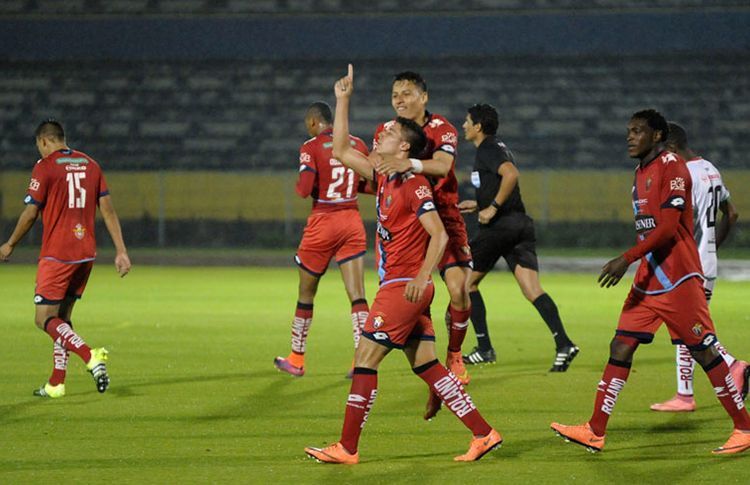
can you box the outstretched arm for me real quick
[332,64,374,181]
[0,204,39,261]
[99,195,131,277]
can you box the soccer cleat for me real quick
[650,393,696,412]
[712,429,750,455]
[454,428,503,462]
[550,422,605,453]
[729,360,749,400]
[424,389,442,420]
[304,442,359,464]
[550,345,580,372]
[462,346,496,365]
[33,383,65,398]
[273,356,304,377]
[447,350,470,385]
[86,347,110,393]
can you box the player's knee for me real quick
[690,345,719,368]
[609,336,638,362]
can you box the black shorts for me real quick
[470,213,539,273]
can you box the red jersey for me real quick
[373,112,460,210]
[297,129,369,214]
[374,172,437,285]
[626,150,703,294]
[25,148,109,263]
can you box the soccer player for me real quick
[304,65,502,464]
[273,102,370,378]
[551,109,750,455]
[372,72,472,419]
[650,122,747,412]
[0,119,131,398]
[458,104,579,371]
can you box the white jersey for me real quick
[686,157,730,280]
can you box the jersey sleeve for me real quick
[296,142,318,198]
[407,177,437,217]
[660,157,690,211]
[431,123,458,158]
[24,161,47,206]
[98,170,110,199]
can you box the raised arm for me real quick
[99,195,131,277]
[0,204,39,261]
[332,64,374,181]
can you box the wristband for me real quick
[410,158,423,174]
[491,200,502,209]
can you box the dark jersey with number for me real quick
[472,136,525,225]
[24,148,109,263]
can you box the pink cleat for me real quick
[650,393,696,412]
[273,356,304,377]
[729,360,749,400]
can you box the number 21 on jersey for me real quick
[66,172,86,208]
[327,166,355,199]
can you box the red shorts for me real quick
[438,208,472,273]
[363,280,435,349]
[295,209,367,276]
[617,277,716,349]
[35,259,94,304]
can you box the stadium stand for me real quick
[1,54,748,170]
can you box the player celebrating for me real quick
[372,72,472,419]
[273,102,370,378]
[650,122,747,412]
[304,65,502,464]
[551,109,750,455]
[459,104,578,371]
[0,119,131,398]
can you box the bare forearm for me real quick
[333,98,372,180]
[6,207,38,246]
[492,172,517,207]
[101,207,127,254]
[417,231,448,279]
[419,156,452,178]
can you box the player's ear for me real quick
[400,140,411,154]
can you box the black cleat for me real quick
[550,345,579,372]
[462,346,497,365]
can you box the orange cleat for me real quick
[447,350,470,386]
[712,429,750,455]
[650,394,696,412]
[454,428,503,462]
[304,442,359,464]
[424,389,442,420]
[273,356,304,377]
[550,422,605,453]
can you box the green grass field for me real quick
[1,265,749,483]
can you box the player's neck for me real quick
[472,133,488,147]
[41,144,69,158]
[413,111,428,127]
[638,146,662,167]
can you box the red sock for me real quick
[44,317,91,363]
[588,359,631,436]
[447,305,471,353]
[340,368,378,454]
[415,360,491,436]
[290,302,313,355]
[703,357,750,430]
[48,341,69,386]
[350,299,369,349]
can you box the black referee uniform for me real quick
[470,136,539,273]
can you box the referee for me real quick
[458,103,579,372]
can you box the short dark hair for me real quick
[631,109,668,142]
[393,71,427,93]
[666,122,688,150]
[35,119,65,141]
[306,101,333,124]
[467,104,499,135]
[395,116,427,158]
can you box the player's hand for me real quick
[478,205,497,224]
[405,274,429,303]
[376,156,410,176]
[115,252,131,278]
[598,255,629,288]
[0,242,14,261]
[458,200,477,213]
[334,64,354,99]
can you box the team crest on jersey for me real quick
[461,245,471,255]
[645,177,652,192]
[373,315,384,329]
[691,323,704,337]
[29,178,40,191]
[415,185,432,200]
[73,224,86,240]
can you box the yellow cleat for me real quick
[33,383,66,398]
